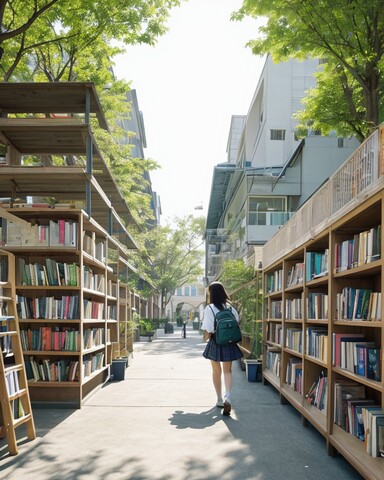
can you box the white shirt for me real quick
[201,303,239,333]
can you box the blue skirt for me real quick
[203,337,243,362]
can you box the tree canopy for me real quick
[129,215,205,316]
[233,0,384,141]
[0,0,181,81]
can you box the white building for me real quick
[205,56,360,283]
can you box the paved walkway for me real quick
[0,327,362,479]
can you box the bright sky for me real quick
[114,0,266,223]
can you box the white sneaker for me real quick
[216,399,224,408]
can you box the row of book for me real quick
[20,327,80,352]
[83,327,106,350]
[285,327,302,353]
[25,356,80,382]
[83,299,104,320]
[266,348,280,377]
[83,265,105,292]
[266,269,283,294]
[307,292,328,320]
[305,327,328,362]
[25,352,105,383]
[0,321,12,355]
[306,372,327,414]
[17,257,79,287]
[5,369,20,396]
[305,250,329,281]
[4,219,78,247]
[332,333,381,381]
[285,298,302,320]
[333,380,383,457]
[334,225,381,272]
[267,322,282,345]
[336,287,381,321]
[83,233,106,264]
[286,262,304,288]
[270,300,283,319]
[286,358,302,394]
[17,294,79,320]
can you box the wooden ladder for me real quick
[0,249,36,455]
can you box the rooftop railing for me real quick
[263,126,384,268]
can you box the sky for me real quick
[113,0,266,223]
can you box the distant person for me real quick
[201,281,242,415]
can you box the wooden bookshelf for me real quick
[0,208,135,408]
[262,189,384,477]
[0,249,36,454]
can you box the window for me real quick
[191,286,197,296]
[176,288,182,296]
[184,286,190,296]
[338,138,344,148]
[248,197,287,225]
[270,129,286,141]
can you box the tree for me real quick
[220,259,255,293]
[233,0,384,141]
[130,215,205,316]
[0,0,181,81]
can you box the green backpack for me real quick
[210,305,242,346]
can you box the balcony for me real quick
[263,125,383,268]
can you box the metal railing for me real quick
[263,127,383,268]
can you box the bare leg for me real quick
[210,360,222,401]
[223,361,233,401]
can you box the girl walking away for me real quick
[202,282,243,415]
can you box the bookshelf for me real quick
[0,82,148,408]
[262,149,384,478]
[0,208,132,408]
[0,249,36,454]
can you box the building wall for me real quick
[243,56,319,169]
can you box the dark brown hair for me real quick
[208,282,229,310]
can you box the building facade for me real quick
[205,56,360,283]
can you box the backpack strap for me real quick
[209,304,233,330]
[209,305,216,331]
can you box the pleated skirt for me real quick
[203,337,243,362]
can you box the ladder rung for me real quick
[4,364,23,373]
[13,413,32,429]
[9,388,27,401]
[0,330,18,337]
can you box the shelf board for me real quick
[281,384,303,411]
[306,319,329,325]
[285,318,303,324]
[19,319,80,324]
[16,285,80,290]
[334,259,381,278]
[24,350,79,356]
[330,424,384,480]
[333,320,382,328]
[28,380,79,388]
[304,355,327,367]
[285,284,304,293]
[302,402,327,437]
[306,275,329,286]
[263,368,280,390]
[83,365,108,385]
[284,347,303,358]
[333,367,383,392]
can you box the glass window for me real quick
[191,286,197,296]
[184,286,190,296]
[248,197,286,225]
[270,129,286,141]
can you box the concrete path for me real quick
[0,326,362,479]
